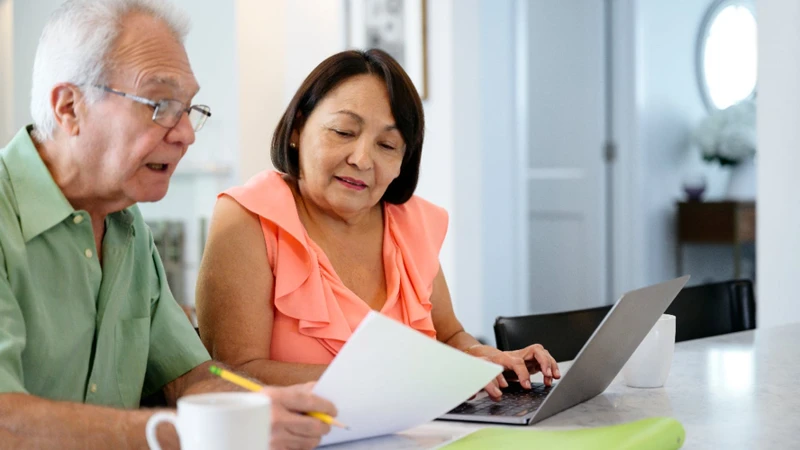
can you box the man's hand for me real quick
[261,382,338,450]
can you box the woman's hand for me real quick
[467,344,560,400]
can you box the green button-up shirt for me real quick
[0,127,210,408]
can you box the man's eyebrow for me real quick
[142,76,200,98]
[142,76,180,89]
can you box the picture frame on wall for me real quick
[344,0,428,99]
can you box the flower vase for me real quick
[726,157,756,200]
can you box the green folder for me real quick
[440,417,685,450]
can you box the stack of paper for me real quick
[314,311,503,447]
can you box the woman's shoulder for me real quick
[387,195,449,229]
[223,169,288,200]
[219,170,307,243]
[385,195,449,255]
[220,170,295,218]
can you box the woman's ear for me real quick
[290,111,305,148]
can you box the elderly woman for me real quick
[196,49,560,399]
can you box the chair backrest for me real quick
[664,279,756,342]
[494,304,613,361]
[494,279,756,360]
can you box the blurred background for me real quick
[2,0,798,343]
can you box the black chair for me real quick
[494,279,756,360]
[494,304,612,361]
[665,279,756,342]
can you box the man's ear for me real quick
[50,83,84,137]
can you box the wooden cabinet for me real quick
[676,201,756,278]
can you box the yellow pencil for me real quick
[209,365,349,430]
[210,365,263,392]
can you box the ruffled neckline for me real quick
[223,171,437,357]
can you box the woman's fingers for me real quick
[484,378,503,400]
[496,373,509,388]
[499,354,532,389]
[549,354,561,380]
[472,344,562,393]
[514,344,562,386]
[532,347,553,377]
[533,348,560,384]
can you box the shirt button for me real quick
[73,215,84,224]
[90,383,97,393]
[84,249,93,259]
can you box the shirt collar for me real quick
[4,126,75,242]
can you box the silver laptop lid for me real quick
[529,275,690,424]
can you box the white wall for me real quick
[11,0,61,131]
[450,0,485,338]
[633,0,741,288]
[479,0,517,341]
[136,0,240,306]
[284,1,343,104]
[235,0,285,182]
[415,0,456,295]
[757,0,800,328]
[234,0,345,184]
[0,0,13,143]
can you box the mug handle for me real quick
[146,412,179,450]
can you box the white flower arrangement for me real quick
[691,99,756,166]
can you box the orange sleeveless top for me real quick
[220,171,448,364]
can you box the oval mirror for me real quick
[696,0,758,111]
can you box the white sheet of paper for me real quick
[314,311,503,446]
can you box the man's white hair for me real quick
[30,0,190,142]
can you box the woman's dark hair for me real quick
[271,49,424,205]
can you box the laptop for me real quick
[439,275,690,425]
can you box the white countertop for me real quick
[325,323,800,449]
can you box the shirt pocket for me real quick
[115,317,150,408]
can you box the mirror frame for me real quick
[696,0,757,111]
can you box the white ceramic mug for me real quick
[623,314,676,388]
[146,392,270,450]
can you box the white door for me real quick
[521,0,609,313]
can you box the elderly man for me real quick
[0,0,336,448]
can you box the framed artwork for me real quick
[344,0,428,99]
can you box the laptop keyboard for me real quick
[447,382,554,417]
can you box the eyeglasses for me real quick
[94,85,211,132]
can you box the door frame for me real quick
[511,0,643,314]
